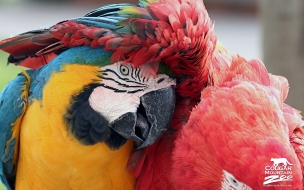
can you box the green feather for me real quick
[139,0,158,7]
[158,63,175,78]
[119,6,152,20]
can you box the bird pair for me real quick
[0,0,303,189]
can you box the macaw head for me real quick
[171,57,303,189]
[32,46,176,149]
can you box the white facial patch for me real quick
[88,62,176,123]
[221,170,252,190]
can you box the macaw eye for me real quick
[120,65,129,76]
[228,176,239,187]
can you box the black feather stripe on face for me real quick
[64,83,127,149]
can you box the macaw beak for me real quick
[110,85,175,149]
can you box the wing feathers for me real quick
[0,70,30,188]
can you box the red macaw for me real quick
[131,41,304,189]
[130,37,304,188]
[171,55,304,189]
[121,0,304,188]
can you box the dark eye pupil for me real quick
[120,66,128,75]
[231,178,238,186]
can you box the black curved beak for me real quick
[110,85,175,149]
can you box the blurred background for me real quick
[0,0,303,111]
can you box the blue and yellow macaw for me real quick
[0,3,176,189]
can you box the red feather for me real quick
[18,53,57,69]
[0,32,55,63]
[0,20,121,69]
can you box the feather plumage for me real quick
[122,0,304,189]
[0,4,126,69]
[0,70,30,189]
[131,36,304,188]
[84,3,137,17]
[1,0,215,90]
[113,0,216,96]
[171,77,303,189]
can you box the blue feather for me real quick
[71,17,121,30]
[84,3,138,17]
[0,72,30,190]
[29,46,112,102]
